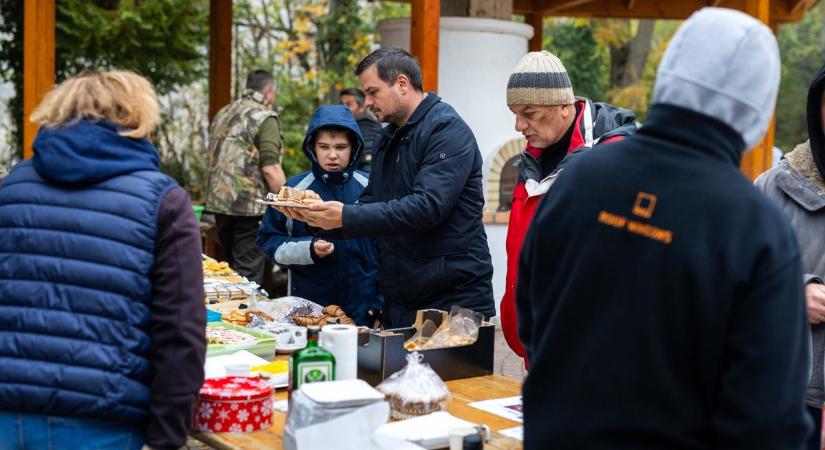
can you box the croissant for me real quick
[293,315,324,327]
[322,305,345,317]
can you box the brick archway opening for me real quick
[484,137,525,224]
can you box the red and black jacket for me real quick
[500,98,637,358]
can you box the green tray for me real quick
[206,322,277,359]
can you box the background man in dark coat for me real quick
[517,7,811,449]
[340,88,381,172]
[284,48,494,328]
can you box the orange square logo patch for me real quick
[632,192,657,219]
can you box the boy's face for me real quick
[315,131,352,172]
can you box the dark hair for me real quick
[246,70,275,92]
[355,47,423,92]
[339,88,366,106]
[312,125,359,150]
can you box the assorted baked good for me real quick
[291,304,355,326]
[206,327,257,345]
[223,309,274,327]
[203,260,235,276]
[376,353,450,420]
[204,285,250,304]
[266,187,322,206]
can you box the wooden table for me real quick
[192,374,523,449]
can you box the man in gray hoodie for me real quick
[756,62,825,450]
[517,7,811,449]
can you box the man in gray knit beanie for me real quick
[499,50,638,360]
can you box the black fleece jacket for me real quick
[517,104,811,450]
[146,186,206,449]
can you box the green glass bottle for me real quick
[289,326,335,395]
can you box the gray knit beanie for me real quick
[507,50,575,106]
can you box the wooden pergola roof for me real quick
[514,0,814,20]
[22,0,818,179]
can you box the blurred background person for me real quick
[340,87,381,172]
[205,70,285,291]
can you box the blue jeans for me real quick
[0,412,145,450]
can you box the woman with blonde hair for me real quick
[0,70,206,450]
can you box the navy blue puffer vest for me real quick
[0,121,176,423]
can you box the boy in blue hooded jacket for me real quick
[257,105,381,326]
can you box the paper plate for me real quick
[276,342,306,354]
[256,199,309,208]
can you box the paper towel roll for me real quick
[320,324,358,380]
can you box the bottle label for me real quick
[296,361,333,388]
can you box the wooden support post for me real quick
[23,0,55,159]
[739,0,773,180]
[209,0,232,122]
[411,0,440,93]
[526,13,543,52]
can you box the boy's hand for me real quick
[313,239,334,258]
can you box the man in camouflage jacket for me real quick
[205,70,285,288]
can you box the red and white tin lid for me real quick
[199,376,273,402]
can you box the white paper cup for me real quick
[449,427,479,450]
[224,363,252,377]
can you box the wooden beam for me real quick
[525,13,544,51]
[711,0,725,6]
[411,0,440,93]
[23,0,55,159]
[789,0,816,15]
[739,0,772,180]
[209,0,232,122]
[545,0,598,13]
[531,0,810,23]
[514,0,534,13]
[627,0,637,8]
[513,0,533,14]
[535,0,705,17]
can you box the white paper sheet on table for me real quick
[499,426,523,441]
[295,402,423,450]
[374,411,478,449]
[273,399,289,412]
[468,396,523,423]
[204,350,288,389]
[204,350,269,378]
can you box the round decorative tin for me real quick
[194,376,274,433]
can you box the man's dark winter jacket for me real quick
[258,105,381,326]
[517,8,810,449]
[519,103,811,449]
[0,120,206,450]
[342,93,494,328]
[356,114,381,172]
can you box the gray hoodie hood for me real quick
[652,7,780,151]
